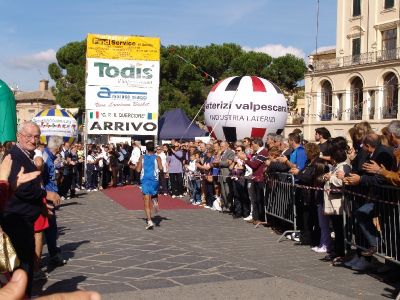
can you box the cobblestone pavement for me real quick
[33,189,400,299]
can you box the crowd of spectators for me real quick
[1,119,399,296]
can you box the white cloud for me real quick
[8,49,56,70]
[244,44,306,59]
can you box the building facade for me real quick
[15,80,55,123]
[296,0,399,141]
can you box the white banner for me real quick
[85,34,160,136]
[87,109,158,135]
[86,58,160,88]
[85,85,158,110]
[32,116,78,138]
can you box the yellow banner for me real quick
[87,33,160,61]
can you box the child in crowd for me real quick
[187,152,202,205]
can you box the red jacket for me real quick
[245,148,268,182]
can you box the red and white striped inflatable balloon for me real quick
[204,76,288,142]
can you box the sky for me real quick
[0,0,337,91]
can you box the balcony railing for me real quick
[381,105,398,119]
[313,48,400,71]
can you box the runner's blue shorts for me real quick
[141,179,158,196]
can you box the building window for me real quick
[368,90,375,120]
[320,81,333,121]
[337,93,343,121]
[352,38,361,63]
[353,0,361,16]
[383,73,398,119]
[382,28,397,60]
[384,0,395,9]
[350,77,363,120]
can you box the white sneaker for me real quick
[75,188,80,192]
[178,195,184,198]
[87,189,92,192]
[145,220,154,230]
[314,246,327,253]
[344,254,360,268]
[60,196,66,201]
[292,233,300,242]
[243,215,253,221]
[92,188,98,192]
[172,195,177,198]
[204,205,211,209]
[351,256,370,271]
[311,246,320,252]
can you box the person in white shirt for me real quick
[129,142,142,185]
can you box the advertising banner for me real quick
[32,115,78,138]
[86,34,160,136]
[85,85,158,110]
[86,109,157,135]
[86,58,160,88]
[87,34,160,61]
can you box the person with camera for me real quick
[230,145,250,218]
[167,143,184,198]
[238,138,268,225]
[86,148,101,191]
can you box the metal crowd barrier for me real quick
[343,184,400,265]
[264,172,299,242]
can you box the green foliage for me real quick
[49,41,306,116]
[264,54,306,91]
[48,40,86,108]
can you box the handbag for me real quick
[0,229,20,273]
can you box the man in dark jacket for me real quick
[345,133,396,258]
[1,121,59,296]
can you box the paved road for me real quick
[33,189,399,299]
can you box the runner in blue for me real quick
[136,142,163,230]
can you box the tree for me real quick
[48,40,86,108]
[48,41,306,117]
[264,54,306,92]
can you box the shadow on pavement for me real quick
[33,275,88,296]
[140,216,171,227]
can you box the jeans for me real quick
[190,179,201,203]
[355,203,377,248]
[318,204,332,249]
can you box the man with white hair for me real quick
[1,121,59,296]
